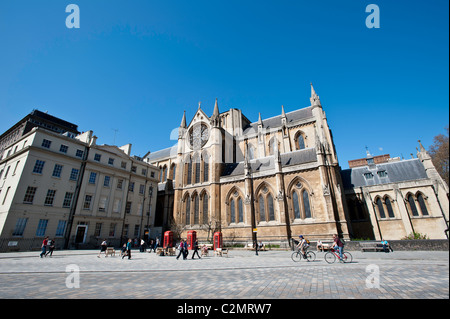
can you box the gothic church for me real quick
[145,85,353,244]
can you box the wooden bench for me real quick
[360,242,386,252]
[105,247,115,257]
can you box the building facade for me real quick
[0,126,159,251]
[1,85,448,251]
[342,147,449,240]
[146,85,449,245]
[146,85,352,245]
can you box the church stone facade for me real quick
[146,85,353,245]
[145,85,449,245]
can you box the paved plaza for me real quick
[0,248,448,300]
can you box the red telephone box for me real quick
[163,231,173,248]
[186,230,197,250]
[213,232,222,250]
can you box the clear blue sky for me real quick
[0,0,448,168]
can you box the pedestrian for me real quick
[40,236,48,258]
[183,239,189,259]
[123,238,132,259]
[140,238,146,252]
[97,239,108,258]
[191,239,201,259]
[148,239,154,253]
[176,239,184,260]
[154,237,160,252]
[45,238,55,257]
[120,243,127,257]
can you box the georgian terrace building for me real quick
[0,126,159,251]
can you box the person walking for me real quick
[40,236,48,258]
[183,239,189,260]
[122,239,132,259]
[253,240,259,256]
[140,238,146,252]
[154,237,160,252]
[98,239,108,258]
[176,239,185,260]
[120,243,127,257]
[191,239,201,259]
[45,238,55,257]
[148,239,154,253]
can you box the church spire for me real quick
[180,110,186,128]
[211,98,220,127]
[281,105,286,118]
[310,82,322,108]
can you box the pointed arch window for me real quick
[268,138,275,156]
[297,135,305,150]
[385,197,395,218]
[257,187,276,223]
[291,182,313,220]
[302,190,311,218]
[230,198,236,223]
[185,196,191,225]
[202,193,209,224]
[376,197,386,218]
[192,155,200,184]
[267,194,275,221]
[248,144,255,160]
[163,166,168,182]
[407,194,419,217]
[193,195,199,224]
[187,161,192,185]
[292,191,301,219]
[417,193,429,216]
[171,164,176,182]
[259,195,266,222]
[238,197,244,223]
[203,155,209,182]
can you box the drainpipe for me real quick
[63,140,90,249]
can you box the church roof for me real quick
[145,146,177,162]
[221,148,317,177]
[341,158,428,189]
[242,106,313,135]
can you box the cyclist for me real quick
[295,235,309,259]
[332,234,344,262]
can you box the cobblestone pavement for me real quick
[0,249,448,299]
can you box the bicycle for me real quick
[291,247,316,262]
[324,247,353,264]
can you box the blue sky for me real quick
[0,0,448,168]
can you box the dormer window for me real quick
[377,170,388,178]
[363,173,373,179]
